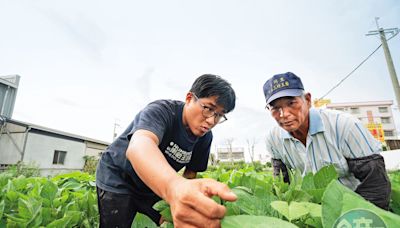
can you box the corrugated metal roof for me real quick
[3,117,110,146]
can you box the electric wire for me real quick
[318,30,399,100]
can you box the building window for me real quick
[378,107,388,113]
[53,150,67,165]
[384,130,394,137]
[381,117,391,124]
[350,107,359,114]
[0,164,10,169]
[217,152,229,160]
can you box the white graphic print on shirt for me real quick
[165,141,192,164]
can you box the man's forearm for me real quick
[126,131,183,201]
[347,154,391,210]
[272,158,290,183]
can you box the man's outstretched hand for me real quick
[165,178,237,228]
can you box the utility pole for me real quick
[366,17,400,108]
[112,119,120,141]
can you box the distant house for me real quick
[326,100,399,150]
[0,74,110,176]
[216,147,245,162]
[0,117,109,176]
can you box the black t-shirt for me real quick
[96,100,212,197]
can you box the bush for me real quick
[5,161,40,178]
[83,155,99,175]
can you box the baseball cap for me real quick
[263,72,304,105]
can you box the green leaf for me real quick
[160,222,174,228]
[41,207,53,225]
[65,211,83,226]
[63,201,78,213]
[300,202,321,218]
[391,183,400,215]
[0,218,6,228]
[219,172,231,183]
[284,189,313,203]
[27,181,41,198]
[160,207,173,223]
[61,180,82,191]
[132,213,158,228]
[241,174,257,190]
[82,218,92,228]
[5,213,29,223]
[153,200,172,223]
[304,216,322,228]
[225,187,257,215]
[212,195,221,204]
[271,201,309,221]
[11,176,31,191]
[321,180,400,228]
[87,190,98,218]
[288,169,303,190]
[6,191,19,202]
[0,200,4,219]
[304,188,325,203]
[40,181,58,203]
[77,192,89,214]
[53,194,69,208]
[321,180,348,228]
[301,172,315,190]
[391,184,400,203]
[314,165,337,189]
[255,177,273,194]
[221,215,297,228]
[27,211,42,228]
[46,216,72,228]
[153,200,169,212]
[18,197,42,221]
[270,201,289,219]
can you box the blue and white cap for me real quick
[263,72,304,105]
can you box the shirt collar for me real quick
[309,108,325,135]
[280,108,325,139]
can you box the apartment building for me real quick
[326,100,399,149]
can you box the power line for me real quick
[318,30,399,100]
[318,44,381,100]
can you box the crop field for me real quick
[0,165,399,227]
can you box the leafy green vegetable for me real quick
[153,200,173,223]
[222,215,297,228]
[313,165,338,189]
[322,180,400,228]
[0,163,398,227]
[132,213,158,228]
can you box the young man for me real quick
[96,74,237,227]
[263,72,391,209]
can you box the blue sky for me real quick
[1,0,399,159]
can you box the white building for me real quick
[0,117,109,176]
[326,100,400,150]
[216,147,245,162]
[0,75,110,176]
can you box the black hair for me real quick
[189,74,236,113]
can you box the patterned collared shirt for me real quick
[266,108,382,190]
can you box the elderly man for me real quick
[263,72,391,209]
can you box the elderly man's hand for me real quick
[165,178,237,228]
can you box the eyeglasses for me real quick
[192,93,227,124]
